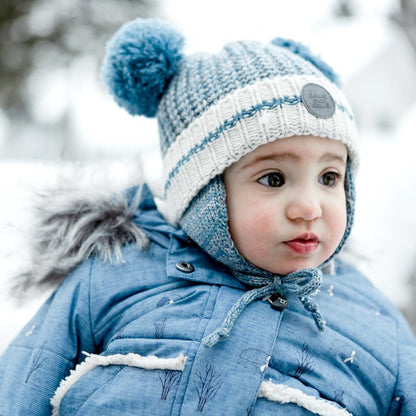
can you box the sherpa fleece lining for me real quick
[50,352,187,416]
[258,380,353,416]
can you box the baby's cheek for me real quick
[251,211,274,235]
[243,208,277,248]
[231,209,263,243]
[328,201,347,246]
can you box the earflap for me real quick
[321,159,356,268]
[271,37,340,86]
[101,18,185,117]
[180,176,275,278]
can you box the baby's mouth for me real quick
[284,233,320,254]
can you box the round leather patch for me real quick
[301,83,335,119]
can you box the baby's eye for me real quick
[258,172,285,187]
[319,171,340,187]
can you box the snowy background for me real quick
[1,0,416,353]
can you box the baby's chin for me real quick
[259,260,325,276]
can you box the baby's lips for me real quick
[284,233,320,255]
[287,233,319,243]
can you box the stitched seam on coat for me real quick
[87,257,98,351]
[249,311,284,415]
[175,285,220,415]
[285,307,395,376]
[322,270,397,374]
[324,325,395,376]
[258,381,353,416]
[73,366,124,416]
[50,352,187,415]
[11,344,75,365]
[387,314,401,414]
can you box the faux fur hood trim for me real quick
[14,182,149,294]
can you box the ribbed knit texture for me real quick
[158,41,327,153]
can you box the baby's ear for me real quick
[271,37,340,86]
[100,18,185,117]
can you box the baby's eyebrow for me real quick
[240,151,346,171]
[319,152,347,164]
[240,152,299,170]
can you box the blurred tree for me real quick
[333,0,355,17]
[0,0,156,125]
[392,0,416,52]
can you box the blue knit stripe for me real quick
[157,40,352,154]
[164,95,353,195]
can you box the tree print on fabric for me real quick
[159,370,182,400]
[154,319,167,339]
[293,343,315,379]
[194,364,223,412]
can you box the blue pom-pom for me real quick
[271,37,340,85]
[101,18,185,117]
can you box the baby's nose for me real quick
[286,193,322,221]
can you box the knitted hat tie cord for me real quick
[202,267,325,348]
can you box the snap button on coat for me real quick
[176,261,194,273]
[266,293,288,311]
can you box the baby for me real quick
[224,135,348,276]
[0,18,415,416]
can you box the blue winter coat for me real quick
[1,184,415,415]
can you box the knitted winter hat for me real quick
[102,18,358,344]
[101,18,358,225]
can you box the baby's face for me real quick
[223,135,347,275]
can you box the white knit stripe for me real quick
[163,73,355,180]
[163,77,357,224]
[50,352,187,416]
[163,74,357,224]
[258,381,353,416]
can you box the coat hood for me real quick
[14,182,150,294]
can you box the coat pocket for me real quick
[51,352,187,416]
[258,380,353,416]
